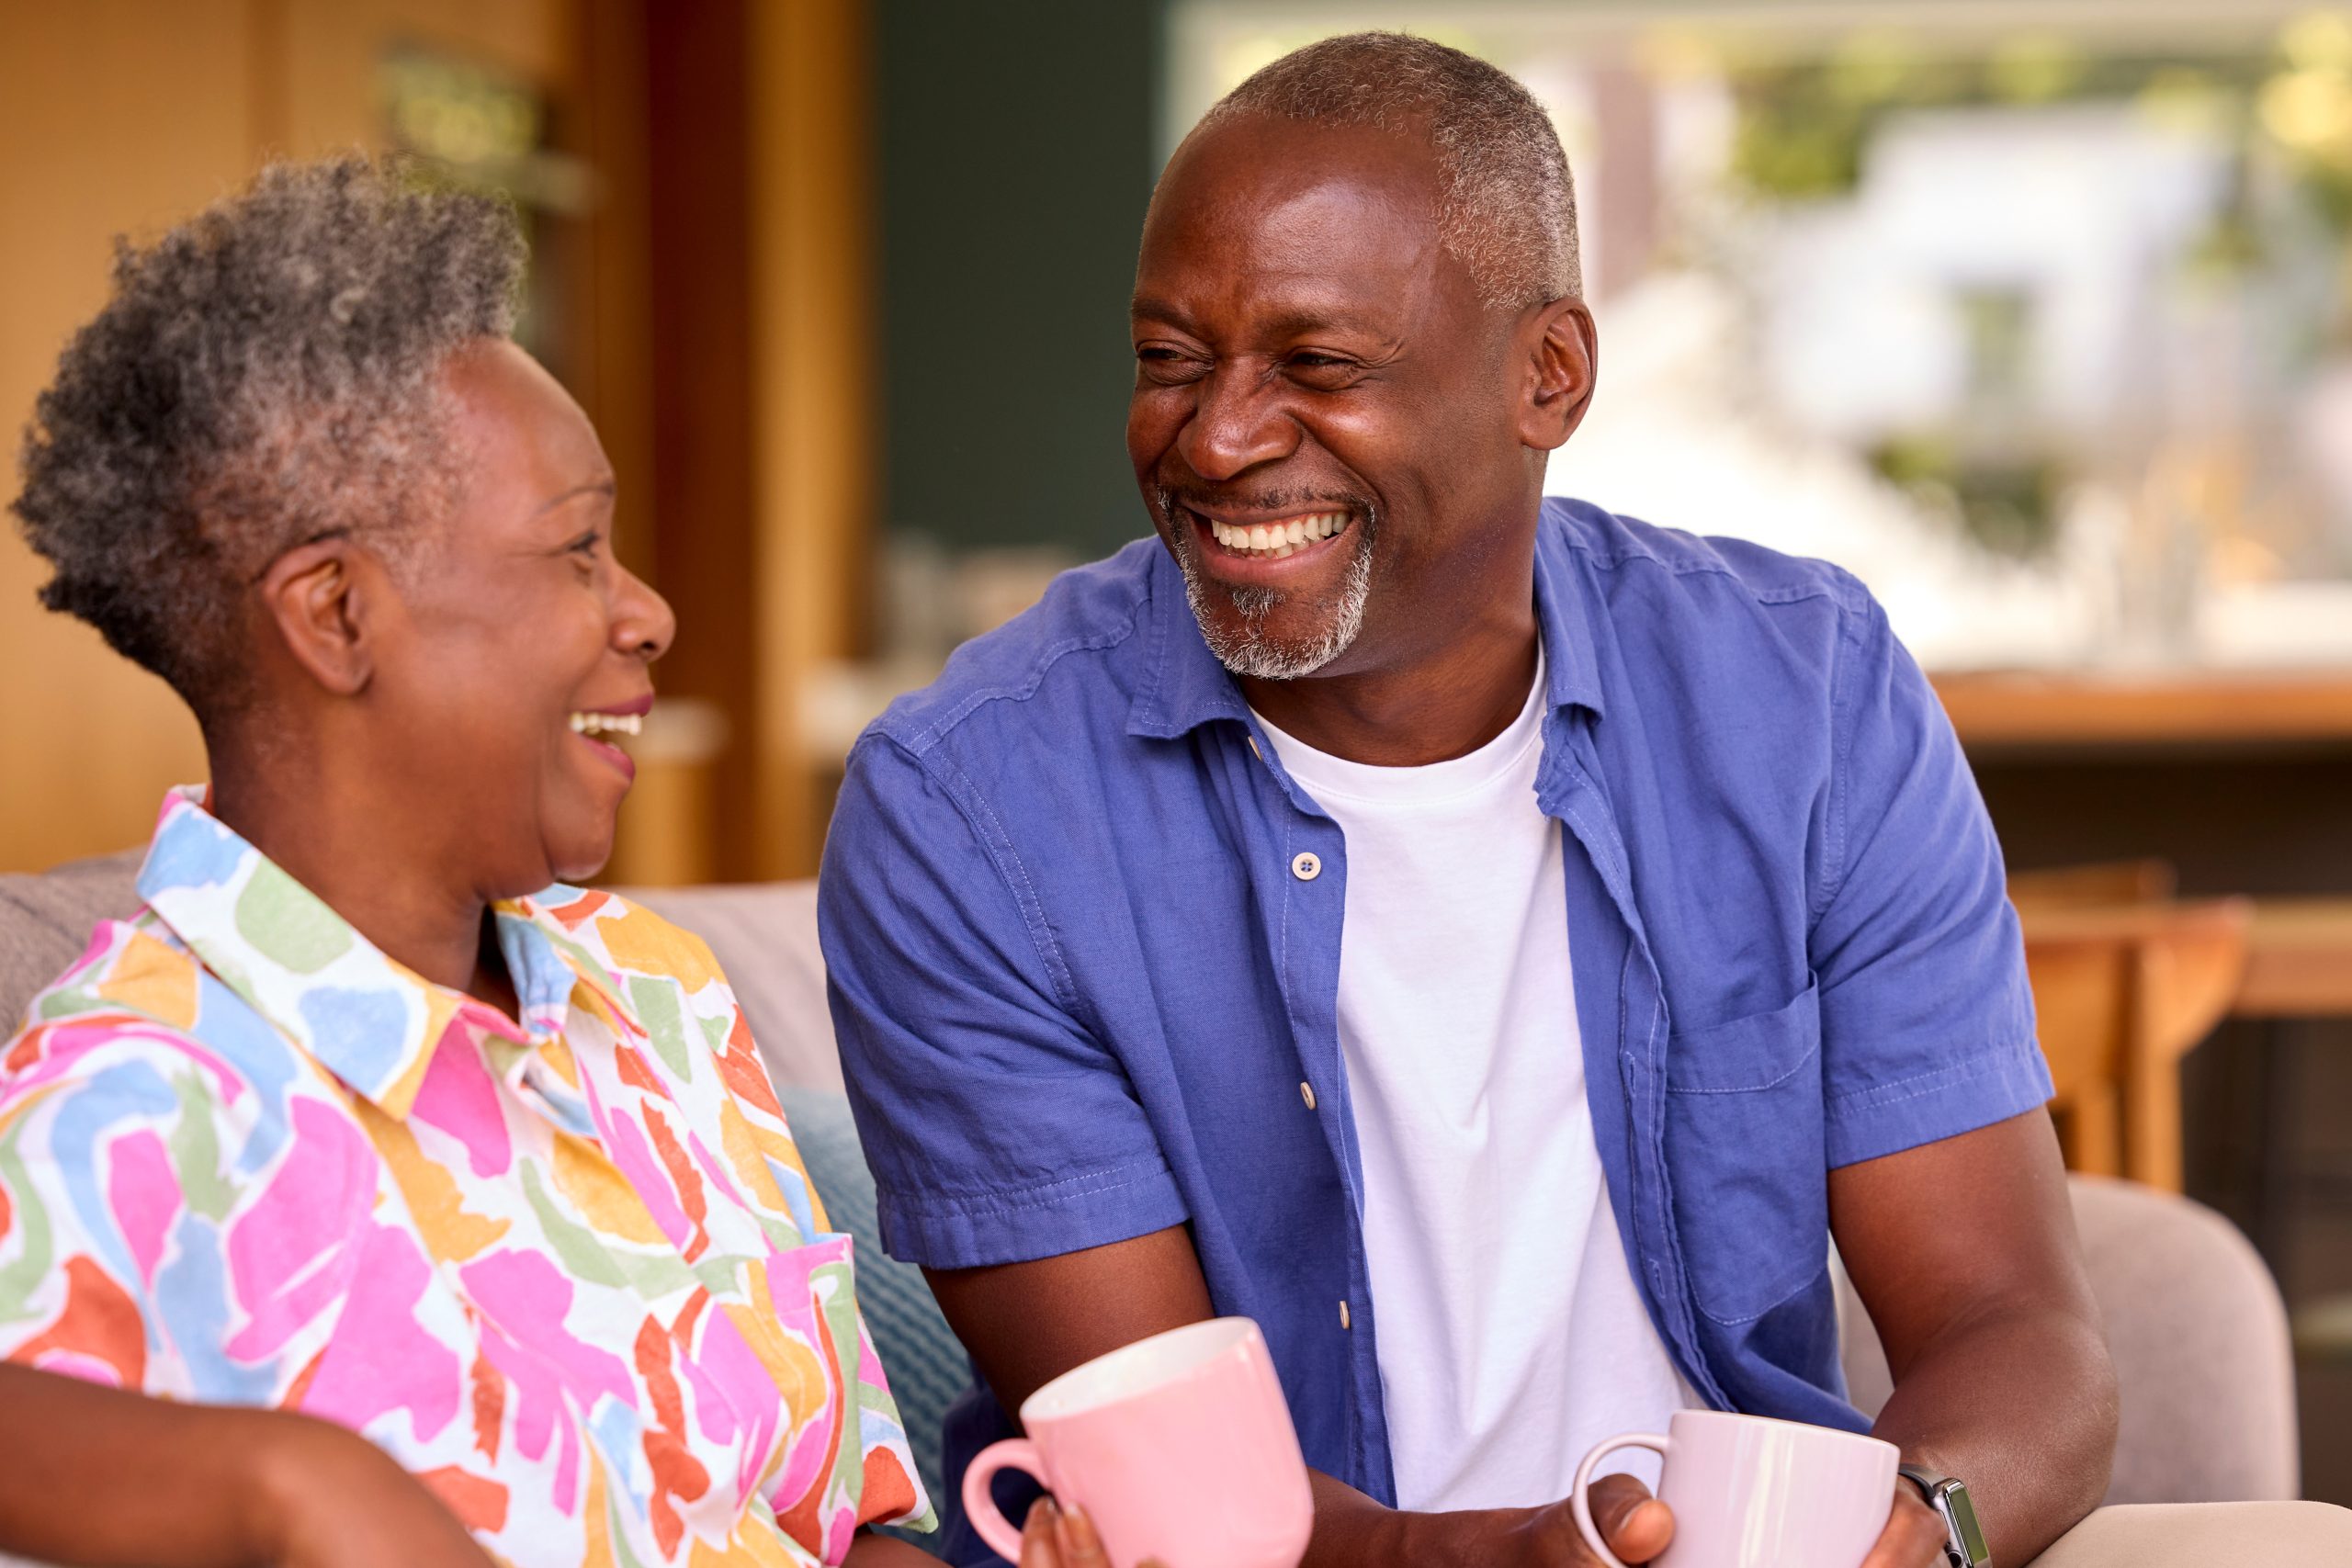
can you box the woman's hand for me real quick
[1018,1498,1170,1568]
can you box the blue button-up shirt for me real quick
[820,500,2049,1562]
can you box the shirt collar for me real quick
[1531,518,1608,720]
[1126,547,1254,739]
[134,786,640,1119]
[1126,512,1608,740]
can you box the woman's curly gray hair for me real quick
[11,155,525,715]
[1195,31,1580,312]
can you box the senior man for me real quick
[820,33,2313,1568]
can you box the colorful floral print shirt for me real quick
[0,789,933,1566]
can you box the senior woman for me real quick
[0,160,1101,1568]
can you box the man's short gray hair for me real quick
[1193,31,1580,312]
[10,155,524,716]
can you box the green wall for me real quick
[876,0,1169,557]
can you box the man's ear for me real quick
[255,536,378,697]
[1517,297,1600,453]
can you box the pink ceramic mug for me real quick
[1572,1410,1900,1568]
[962,1317,1314,1568]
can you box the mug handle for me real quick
[962,1437,1051,1563]
[1570,1431,1674,1568]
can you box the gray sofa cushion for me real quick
[0,849,142,1030]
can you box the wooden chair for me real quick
[2018,898,2252,1191]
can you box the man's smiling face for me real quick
[1127,112,1538,682]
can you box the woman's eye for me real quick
[570,532,602,558]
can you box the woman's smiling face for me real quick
[368,340,675,892]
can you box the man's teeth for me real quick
[1206,512,1348,559]
[569,712,642,738]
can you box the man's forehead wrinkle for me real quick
[1139,141,1456,336]
[1139,176,1440,286]
[1156,111,1443,226]
[1162,147,1442,254]
[1132,265,1416,343]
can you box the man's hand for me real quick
[1522,1474,1940,1568]
[1516,1474,1677,1566]
[1860,1483,1951,1568]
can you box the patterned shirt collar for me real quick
[133,786,640,1119]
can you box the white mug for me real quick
[1571,1409,1900,1568]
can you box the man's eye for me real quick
[570,532,602,557]
[1290,353,1351,372]
[1136,345,1207,378]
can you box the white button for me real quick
[1292,852,1321,881]
[1300,1081,1317,1111]
[1340,1300,1352,1330]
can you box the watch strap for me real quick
[1897,1464,1985,1568]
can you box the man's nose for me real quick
[613,565,677,662]
[1177,365,1298,482]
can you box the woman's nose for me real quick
[614,565,677,661]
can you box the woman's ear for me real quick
[1516,297,1600,454]
[255,536,377,697]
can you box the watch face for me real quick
[1942,1480,1990,1567]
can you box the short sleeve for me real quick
[1811,598,2052,1168]
[819,735,1187,1270]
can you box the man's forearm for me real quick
[1304,1468,1524,1568]
[0,1364,293,1567]
[1868,1303,2119,1566]
[1302,1464,1670,1568]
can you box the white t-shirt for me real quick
[1255,660,1694,1511]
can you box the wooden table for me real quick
[2239,898,2352,1020]
[1932,669,2352,753]
[1934,666,2352,917]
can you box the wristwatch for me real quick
[1898,1464,1991,1568]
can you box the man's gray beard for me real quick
[1168,511,1375,681]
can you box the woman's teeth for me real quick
[1207,511,1347,559]
[570,712,642,738]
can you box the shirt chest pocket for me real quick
[1661,980,1827,1325]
